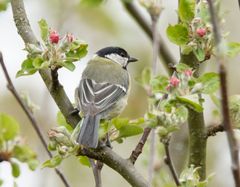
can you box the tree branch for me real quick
[129,127,151,164]
[122,1,175,75]
[205,124,224,138]
[79,147,148,187]
[11,0,80,128]
[163,138,180,186]
[10,1,149,187]
[207,1,240,185]
[0,51,71,187]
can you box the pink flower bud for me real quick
[184,69,193,77]
[66,33,74,42]
[196,28,206,37]
[170,76,180,87]
[49,30,60,44]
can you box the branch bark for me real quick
[0,51,70,187]
[207,1,240,186]
[79,147,148,187]
[205,124,224,138]
[130,127,151,164]
[163,138,180,186]
[11,0,80,128]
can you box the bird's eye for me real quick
[120,53,125,57]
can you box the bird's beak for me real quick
[128,57,138,63]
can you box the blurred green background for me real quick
[1,0,240,186]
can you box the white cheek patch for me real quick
[105,54,128,67]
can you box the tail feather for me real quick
[77,114,100,148]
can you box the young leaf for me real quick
[227,42,240,57]
[11,162,20,178]
[80,0,104,7]
[78,156,91,167]
[66,42,88,61]
[42,155,62,168]
[150,75,169,93]
[117,125,143,139]
[61,61,76,71]
[38,19,49,42]
[175,96,203,112]
[111,118,129,130]
[12,145,38,170]
[193,47,205,62]
[0,113,20,140]
[166,24,189,45]
[16,58,37,77]
[176,63,191,73]
[197,72,219,94]
[179,0,195,22]
[57,111,73,132]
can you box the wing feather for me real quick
[78,78,127,115]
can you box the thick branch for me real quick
[130,127,151,164]
[207,0,240,186]
[0,51,70,187]
[79,147,148,187]
[11,0,80,128]
[122,2,175,75]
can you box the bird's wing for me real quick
[77,78,127,115]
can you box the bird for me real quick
[75,46,138,148]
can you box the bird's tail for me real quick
[77,114,100,148]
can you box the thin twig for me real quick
[89,159,102,187]
[130,127,151,164]
[148,130,155,187]
[207,0,240,186]
[163,138,180,186]
[205,124,224,138]
[122,1,175,75]
[0,52,70,187]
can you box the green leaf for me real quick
[0,113,20,140]
[42,155,62,168]
[0,0,9,12]
[198,72,219,94]
[32,57,44,68]
[167,24,189,45]
[0,179,3,186]
[111,118,129,130]
[38,19,49,42]
[175,96,203,112]
[11,162,20,178]
[193,48,205,62]
[117,125,143,139]
[179,0,195,22]
[12,145,38,170]
[27,159,39,171]
[66,42,88,61]
[181,44,193,55]
[78,156,91,167]
[16,58,37,77]
[176,63,191,73]
[175,106,188,122]
[150,75,169,93]
[80,0,104,7]
[61,61,76,71]
[57,111,73,132]
[227,42,240,57]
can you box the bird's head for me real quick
[96,47,138,69]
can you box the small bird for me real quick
[75,46,138,148]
